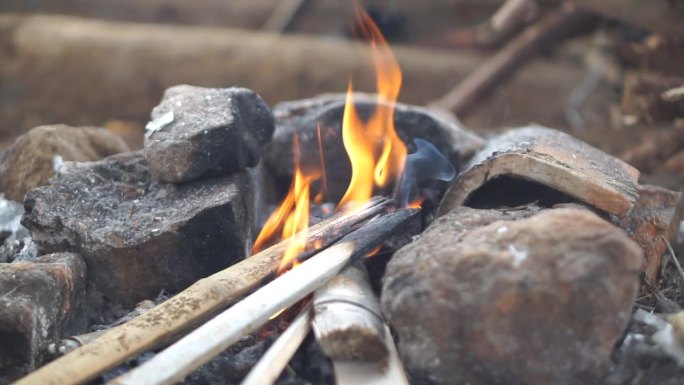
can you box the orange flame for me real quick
[252,6,408,274]
[252,133,317,273]
[338,5,407,212]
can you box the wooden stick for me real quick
[15,198,391,385]
[663,85,684,103]
[332,325,410,385]
[429,2,593,116]
[109,208,418,385]
[312,262,387,361]
[240,305,312,385]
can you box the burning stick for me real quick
[15,198,391,385]
[312,262,388,361]
[241,305,312,385]
[109,207,418,385]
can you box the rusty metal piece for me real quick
[616,184,684,284]
[438,126,640,216]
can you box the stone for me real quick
[438,126,640,217]
[22,151,254,306]
[144,85,275,184]
[382,208,642,385]
[0,194,37,263]
[0,252,87,384]
[0,124,130,202]
[263,93,484,201]
[615,184,684,284]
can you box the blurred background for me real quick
[0,0,682,187]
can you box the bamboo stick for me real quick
[332,325,410,385]
[312,262,387,361]
[109,208,418,385]
[15,198,391,385]
[240,305,312,385]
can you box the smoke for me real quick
[395,138,456,206]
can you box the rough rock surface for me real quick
[0,253,87,384]
[615,184,684,284]
[144,85,275,184]
[0,124,129,202]
[438,125,640,217]
[22,151,254,306]
[263,93,484,201]
[382,208,642,385]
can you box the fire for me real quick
[252,133,317,273]
[252,5,408,273]
[338,5,406,211]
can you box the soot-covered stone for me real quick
[144,85,275,184]
[263,93,484,201]
[22,152,254,306]
[0,253,86,383]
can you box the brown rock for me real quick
[0,124,129,202]
[104,119,145,150]
[0,253,87,383]
[144,85,274,184]
[382,208,642,385]
[22,151,255,306]
[438,126,640,217]
[615,184,684,284]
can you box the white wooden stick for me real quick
[108,209,416,385]
[241,306,312,385]
[110,241,353,385]
[333,325,410,385]
[312,262,387,361]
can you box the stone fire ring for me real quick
[438,126,640,217]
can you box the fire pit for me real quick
[2,2,684,385]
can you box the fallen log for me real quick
[0,14,607,142]
[312,262,387,361]
[241,305,312,385]
[109,207,419,385]
[14,198,391,385]
[429,3,594,116]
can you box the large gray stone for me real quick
[0,252,87,384]
[382,207,642,385]
[22,151,254,306]
[144,85,275,184]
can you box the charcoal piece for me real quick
[0,253,87,384]
[22,151,254,306]
[263,93,484,201]
[0,124,129,202]
[144,85,275,184]
[438,125,640,217]
[382,207,642,385]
